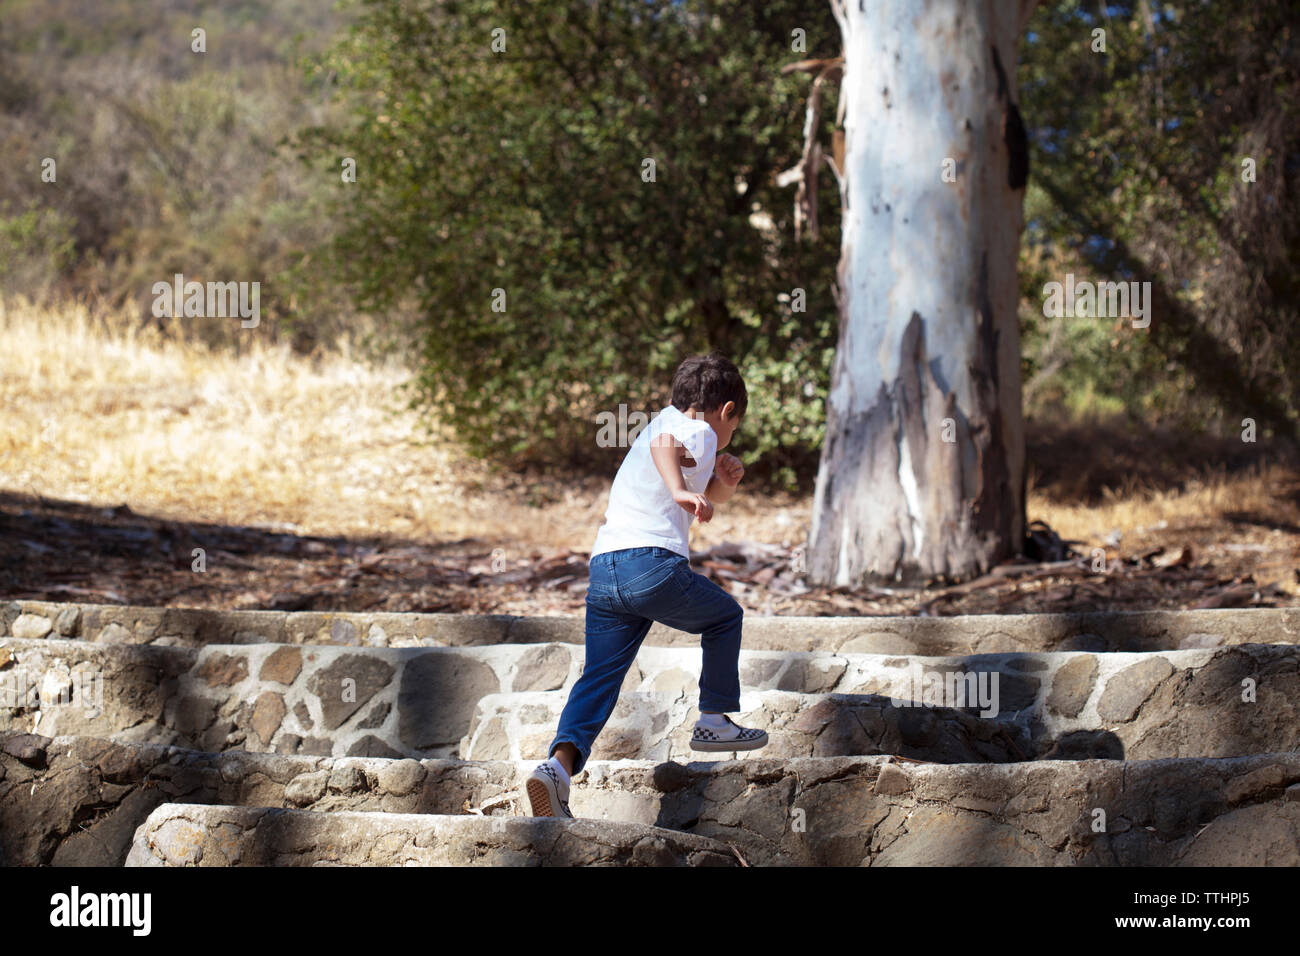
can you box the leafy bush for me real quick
[305,0,843,484]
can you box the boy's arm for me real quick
[650,432,713,522]
[705,473,734,504]
[705,453,744,504]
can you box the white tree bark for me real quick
[808,0,1035,585]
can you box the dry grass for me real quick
[1032,465,1285,540]
[0,296,801,553]
[2,296,517,542]
[1023,418,1296,580]
[1,296,1292,571]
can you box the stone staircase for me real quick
[2,600,1299,866]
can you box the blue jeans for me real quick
[547,546,744,775]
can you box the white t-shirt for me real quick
[590,404,718,559]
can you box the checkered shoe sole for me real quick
[690,718,768,752]
[523,763,573,818]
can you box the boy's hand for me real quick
[715,453,745,487]
[672,488,713,523]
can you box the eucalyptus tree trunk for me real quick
[807,0,1039,585]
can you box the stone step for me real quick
[124,804,740,866]
[7,732,1300,866]
[6,600,1295,654]
[462,639,1300,762]
[5,635,1296,761]
[2,733,523,866]
[463,690,1032,764]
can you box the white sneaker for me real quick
[689,713,768,752]
[523,758,573,818]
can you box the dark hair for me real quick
[671,349,747,421]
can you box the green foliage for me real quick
[306,0,842,483]
[0,202,77,296]
[0,0,359,349]
[5,0,1296,480]
[1019,0,1300,438]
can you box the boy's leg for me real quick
[547,597,652,777]
[551,742,580,776]
[622,550,743,714]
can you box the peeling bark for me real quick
[810,0,1031,585]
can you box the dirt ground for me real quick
[1,297,1293,617]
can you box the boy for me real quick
[523,350,767,818]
